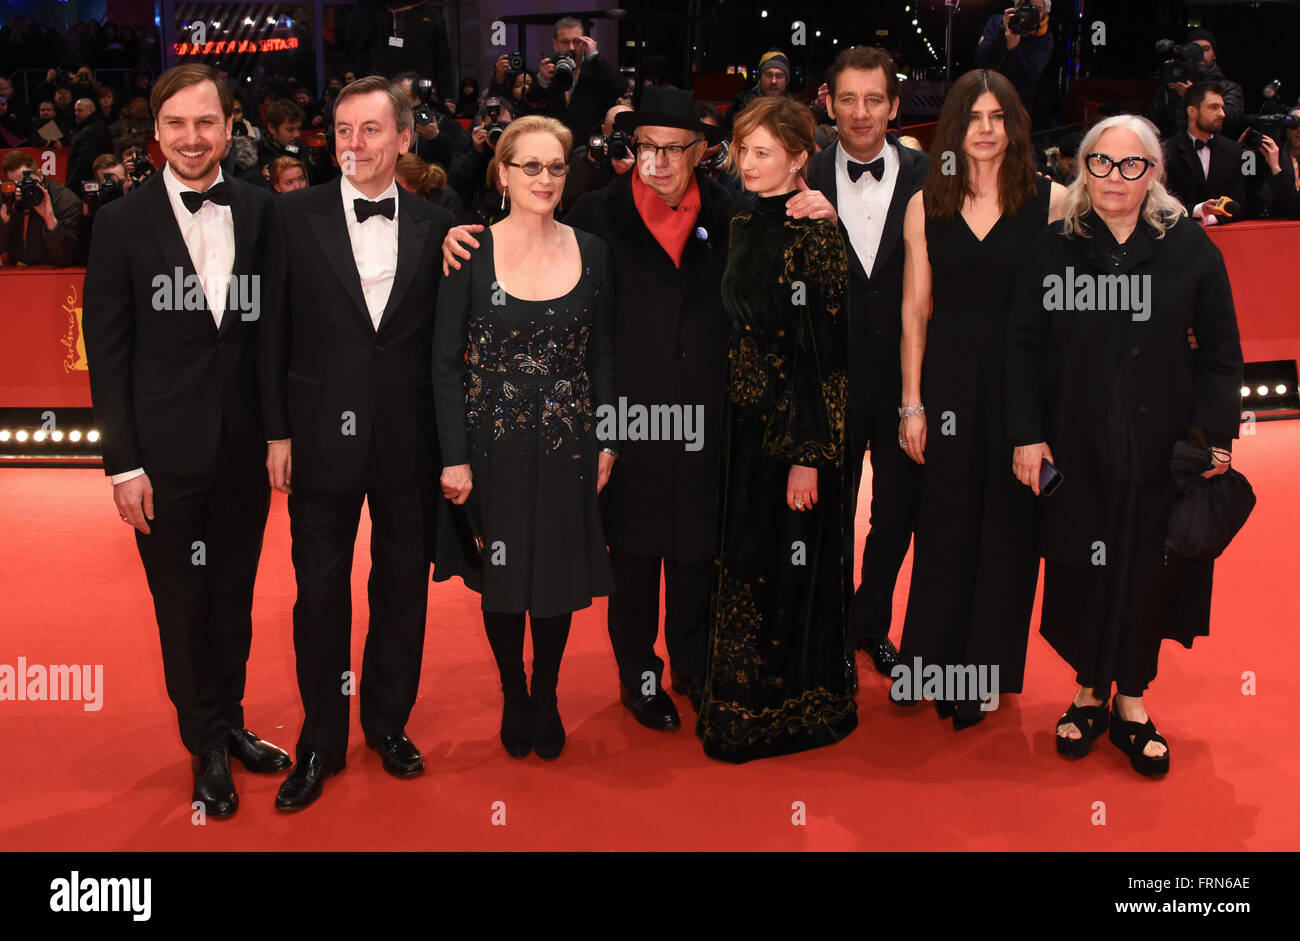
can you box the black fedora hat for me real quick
[615,86,726,145]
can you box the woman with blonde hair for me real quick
[1006,114,1243,775]
[395,152,463,214]
[433,114,616,761]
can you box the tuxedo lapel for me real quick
[218,179,257,337]
[874,137,916,278]
[306,180,372,332]
[820,141,871,284]
[145,171,215,338]
[376,189,430,335]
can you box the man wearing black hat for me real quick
[1147,28,1244,139]
[441,86,838,731]
[728,48,793,130]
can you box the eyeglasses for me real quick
[1085,152,1155,181]
[503,160,569,177]
[634,139,705,162]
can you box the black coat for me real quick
[529,51,625,143]
[259,178,455,491]
[1006,212,1244,559]
[66,114,113,194]
[808,136,929,446]
[1163,132,1249,221]
[83,173,280,480]
[564,171,747,562]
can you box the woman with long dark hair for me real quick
[897,70,1066,729]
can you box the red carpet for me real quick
[2,423,1297,851]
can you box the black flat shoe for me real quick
[861,637,902,677]
[274,751,336,812]
[531,694,565,761]
[1108,705,1170,776]
[1056,695,1110,758]
[228,727,292,773]
[670,666,703,713]
[501,684,532,759]
[192,745,237,818]
[952,700,988,732]
[620,682,681,731]
[366,732,425,777]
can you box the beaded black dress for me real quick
[432,226,615,617]
[696,191,858,762]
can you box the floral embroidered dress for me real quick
[696,191,858,762]
[432,226,615,617]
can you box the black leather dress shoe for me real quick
[366,732,425,777]
[620,682,681,731]
[861,637,903,676]
[669,667,703,713]
[192,746,237,818]
[228,727,292,773]
[274,751,336,811]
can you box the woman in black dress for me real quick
[434,115,616,761]
[897,70,1066,729]
[697,96,858,762]
[1006,115,1243,775]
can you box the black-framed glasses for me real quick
[1085,152,1155,181]
[634,139,705,162]
[504,160,569,177]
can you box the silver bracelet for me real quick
[600,446,618,457]
[898,404,925,419]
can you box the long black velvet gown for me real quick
[898,178,1053,712]
[696,191,858,762]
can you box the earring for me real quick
[500,189,507,210]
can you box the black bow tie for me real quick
[1193,137,1210,151]
[847,157,885,183]
[354,197,395,222]
[179,182,230,214]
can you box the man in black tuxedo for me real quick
[1163,82,1249,226]
[808,47,930,681]
[261,76,454,811]
[83,64,291,820]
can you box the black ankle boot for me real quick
[531,689,565,760]
[501,678,532,758]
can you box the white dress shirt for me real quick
[339,174,400,329]
[1189,132,1219,226]
[834,138,899,278]
[111,164,235,486]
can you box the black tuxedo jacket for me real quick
[260,178,454,492]
[84,172,281,480]
[809,136,929,434]
[1163,132,1249,221]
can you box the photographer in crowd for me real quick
[0,149,83,265]
[66,96,113,193]
[560,103,633,213]
[394,72,470,171]
[531,16,626,143]
[1253,105,1300,220]
[24,100,64,148]
[1147,28,1244,139]
[117,136,157,187]
[974,1,1053,116]
[1162,82,1249,225]
[446,95,513,219]
[693,101,741,191]
[241,98,323,187]
[109,95,153,141]
[727,48,793,130]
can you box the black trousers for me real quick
[606,549,710,692]
[287,442,430,770]
[134,437,270,755]
[846,374,920,652]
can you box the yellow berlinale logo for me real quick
[60,283,87,373]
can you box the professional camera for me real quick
[505,51,526,72]
[1259,80,1285,116]
[1241,112,1300,149]
[1155,39,1206,85]
[231,120,248,137]
[1007,0,1044,36]
[700,139,730,172]
[412,77,446,126]
[586,129,632,164]
[123,149,155,184]
[0,170,47,212]
[82,175,125,211]
[552,53,577,93]
[482,96,509,147]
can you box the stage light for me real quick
[211,21,220,28]
[1257,385,1268,396]
[761,10,767,16]
[244,17,254,26]
[1241,386,1250,397]
[1277,385,1288,395]
[1242,360,1300,419]
[815,30,821,37]
[69,430,82,442]
[51,431,64,442]
[87,430,101,443]
[913,19,918,25]
[0,430,9,442]
[33,430,45,442]
[16,430,28,442]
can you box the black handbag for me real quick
[1164,440,1256,562]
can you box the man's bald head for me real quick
[74,98,96,121]
[603,104,632,137]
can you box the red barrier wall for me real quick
[1206,221,1300,366]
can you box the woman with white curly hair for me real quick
[1005,114,1243,776]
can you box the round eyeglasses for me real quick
[1085,152,1155,181]
[503,160,569,177]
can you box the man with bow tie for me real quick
[1162,82,1249,226]
[84,64,292,819]
[808,47,931,684]
[259,75,454,810]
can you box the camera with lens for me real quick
[123,149,155,184]
[700,139,730,172]
[82,174,125,212]
[231,120,248,137]
[481,96,509,147]
[412,77,446,126]
[1155,39,1206,85]
[1,170,48,212]
[1007,1,1043,36]
[552,53,577,93]
[586,129,632,165]
[506,51,525,72]
[1259,80,1285,116]
[281,139,308,160]
[1241,112,1300,150]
